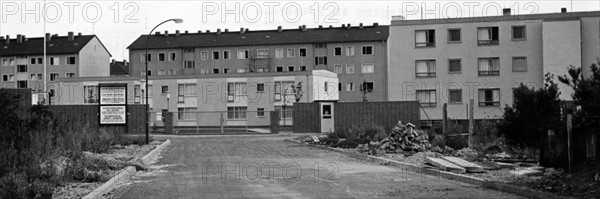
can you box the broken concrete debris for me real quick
[425,157,466,174]
[441,156,485,173]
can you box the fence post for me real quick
[567,114,572,170]
[468,99,474,149]
[220,112,224,134]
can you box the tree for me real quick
[497,73,562,147]
[558,61,600,123]
[359,80,370,102]
[290,82,304,103]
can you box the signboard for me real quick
[100,106,126,124]
[98,83,128,125]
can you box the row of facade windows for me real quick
[1,57,76,66]
[1,73,74,83]
[415,25,526,47]
[416,88,501,107]
[174,106,293,121]
[415,56,527,77]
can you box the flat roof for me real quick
[391,11,599,26]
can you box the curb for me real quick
[283,139,574,199]
[82,139,171,199]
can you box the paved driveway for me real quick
[111,135,522,199]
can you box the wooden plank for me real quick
[441,156,484,173]
[425,157,466,174]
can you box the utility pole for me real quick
[468,99,474,148]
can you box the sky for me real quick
[1,0,599,61]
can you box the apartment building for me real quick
[388,9,600,121]
[0,32,111,94]
[126,24,388,102]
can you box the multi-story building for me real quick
[0,32,111,94]
[388,9,600,122]
[126,23,388,102]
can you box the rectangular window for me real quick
[177,84,197,103]
[66,73,75,78]
[346,46,354,56]
[416,90,436,107]
[346,82,354,92]
[212,68,219,74]
[512,26,526,40]
[361,46,373,55]
[17,81,27,88]
[66,56,76,65]
[227,107,248,120]
[512,57,527,72]
[30,58,36,64]
[223,50,230,59]
[237,50,249,59]
[299,66,307,71]
[257,108,265,117]
[346,64,355,74]
[315,57,327,65]
[142,54,152,62]
[314,43,326,48]
[415,60,436,77]
[183,48,195,53]
[448,28,461,43]
[257,83,265,92]
[288,66,295,72]
[37,58,42,64]
[201,51,208,60]
[287,49,295,57]
[448,89,462,103]
[256,49,269,58]
[162,86,169,93]
[299,48,307,57]
[184,61,195,69]
[334,64,343,74]
[50,73,59,81]
[479,88,500,106]
[158,70,165,76]
[415,29,436,47]
[50,57,59,66]
[2,59,7,66]
[31,74,37,80]
[478,27,499,45]
[212,51,220,60]
[37,74,42,80]
[177,107,197,120]
[334,47,342,56]
[224,68,230,73]
[361,82,374,92]
[169,52,176,61]
[338,83,342,91]
[226,83,247,102]
[134,85,141,103]
[9,59,15,66]
[361,63,374,73]
[275,48,284,58]
[237,68,249,73]
[158,53,165,61]
[274,106,293,119]
[276,66,283,72]
[141,70,152,76]
[448,59,461,73]
[9,74,14,81]
[274,82,282,101]
[2,74,8,82]
[478,57,500,76]
[17,65,27,73]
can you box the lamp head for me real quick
[172,18,183,23]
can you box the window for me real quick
[2,74,8,82]
[512,26,526,40]
[257,83,265,92]
[212,51,220,60]
[288,66,295,72]
[415,29,436,47]
[66,57,76,65]
[415,60,436,77]
[275,49,284,58]
[201,51,208,60]
[361,46,373,55]
[183,48,195,53]
[17,65,27,73]
[274,106,293,119]
[212,68,219,74]
[237,50,249,59]
[30,74,37,80]
[37,58,42,64]
[66,73,75,78]
[157,70,165,76]
[161,86,169,93]
[346,46,355,56]
[177,107,197,120]
[184,61,195,69]
[315,57,327,65]
[141,53,151,62]
[512,57,527,72]
[334,47,342,56]
[416,90,436,107]
[8,74,14,81]
[147,85,153,96]
[448,59,461,73]
[345,65,354,74]
[256,49,269,58]
[50,57,59,65]
[324,82,329,93]
[299,66,307,71]
[141,70,152,76]
[346,82,354,92]
[168,70,175,75]
[226,83,247,102]
[237,68,249,73]
[9,59,15,66]
[361,82,374,92]
[50,73,59,81]
[276,66,283,72]
[30,58,36,64]
[274,81,294,101]
[299,48,307,57]
[177,84,197,103]
[448,89,462,103]
[361,63,374,73]
[223,68,230,73]
[334,65,343,74]
[478,57,500,76]
[448,29,461,43]
[314,43,326,48]
[257,108,265,117]
[479,88,500,106]
[158,53,166,61]
[223,50,230,59]
[227,107,248,120]
[17,81,27,88]
[287,49,295,57]
[2,59,7,66]
[37,74,42,80]
[169,52,176,61]
[478,27,499,45]
[338,83,342,91]
[134,85,141,103]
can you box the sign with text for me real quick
[98,83,128,125]
[100,87,126,105]
[100,106,126,124]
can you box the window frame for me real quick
[200,51,208,60]
[17,80,28,89]
[287,48,295,58]
[17,65,28,73]
[361,81,374,93]
[447,28,461,43]
[477,27,500,45]
[346,82,354,92]
[212,51,220,60]
[448,89,463,104]
[49,73,59,82]
[478,57,501,76]
[415,29,436,47]
[66,56,76,65]
[346,46,355,56]
[288,65,295,72]
[65,72,75,78]
[448,58,462,74]
[299,48,307,57]
[226,106,248,120]
[334,64,343,74]
[346,64,355,74]
[415,59,436,77]
[511,25,527,41]
[275,48,284,58]
[257,108,265,117]
[512,56,528,72]
[158,52,166,62]
[361,63,374,74]
[478,88,501,107]
[177,83,198,103]
[183,60,195,69]
[169,52,176,61]
[361,45,374,55]
[223,50,230,60]
[333,46,342,56]
[416,89,437,107]
[237,49,249,59]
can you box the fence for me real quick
[47,104,147,134]
[149,110,291,134]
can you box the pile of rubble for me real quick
[356,121,431,155]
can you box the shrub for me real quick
[327,123,387,147]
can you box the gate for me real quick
[149,110,285,134]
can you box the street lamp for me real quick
[145,18,183,144]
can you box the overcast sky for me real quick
[1,0,599,61]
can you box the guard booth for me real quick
[319,101,335,133]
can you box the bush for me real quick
[327,123,387,147]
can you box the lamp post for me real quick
[145,18,183,144]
